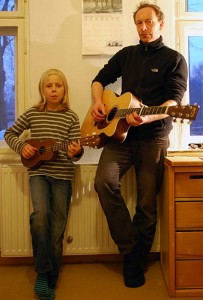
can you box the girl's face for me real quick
[43,74,65,111]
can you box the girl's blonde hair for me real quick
[34,68,70,111]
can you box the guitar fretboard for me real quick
[53,140,81,152]
[116,106,168,118]
[53,142,68,152]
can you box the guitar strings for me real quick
[117,106,167,117]
[34,136,97,154]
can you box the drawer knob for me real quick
[190,175,203,179]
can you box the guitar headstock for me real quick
[167,104,200,122]
[81,134,101,148]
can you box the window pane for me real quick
[0,35,15,140]
[0,0,15,11]
[188,36,203,135]
[187,1,203,12]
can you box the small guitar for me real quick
[21,135,100,169]
[81,90,199,148]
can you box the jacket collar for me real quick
[139,36,164,52]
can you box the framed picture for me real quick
[82,0,123,55]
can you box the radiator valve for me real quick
[66,235,73,244]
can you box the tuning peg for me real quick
[180,119,184,123]
[187,120,192,125]
[173,118,177,122]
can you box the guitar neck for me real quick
[53,139,80,151]
[52,136,100,150]
[53,141,68,152]
[117,105,168,118]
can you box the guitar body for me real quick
[21,135,101,169]
[21,139,58,169]
[81,90,199,148]
[81,90,141,146]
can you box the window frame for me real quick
[172,0,203,149]
[0,0,24,18]
[177,20,203,148]
[176,0,203,20]
[0,1,27,153]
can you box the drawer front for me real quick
[176,202,203,229]
[175,173,203,197]
[176,232,203,258]
[176,260,203,288]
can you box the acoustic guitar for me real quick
[21,135,100,169]
[81,90,199,148]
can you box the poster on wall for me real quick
[82,0,123,55]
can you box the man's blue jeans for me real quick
[29,175,72,287]
[94,137,169,255]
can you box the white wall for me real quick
[28,0,175,124]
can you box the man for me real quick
[90,1,188,288]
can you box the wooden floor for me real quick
[0,260,202,300]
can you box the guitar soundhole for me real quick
[107,107,117,122]
[38,146,46,155]
[96,107,118,129]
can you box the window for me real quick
[0,28,15,140]
[0,0,26,145]
[0,0,15,11]
[187,0,203,12]
[176,0,203,148]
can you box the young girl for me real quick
[4,69,84,300]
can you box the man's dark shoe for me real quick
[123,243,145,288]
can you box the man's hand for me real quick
[126,111,146,127]
[91,102,106,122]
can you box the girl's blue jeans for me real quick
[29,175,72,287]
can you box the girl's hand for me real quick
[67,141,83,158]
[22,144,38,159]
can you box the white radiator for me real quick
[0,165,32,256]
[0,165,160,257]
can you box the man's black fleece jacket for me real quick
[92,36,188,140]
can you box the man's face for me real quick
[134,7,164,43]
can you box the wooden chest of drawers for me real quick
[160,157,203,297]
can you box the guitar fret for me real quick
[117,106,168,117]
[53,139,84,151]
[141,106,167,115]
[53,141,68,151]
[54,139,81,151]
[116,108,139,118]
